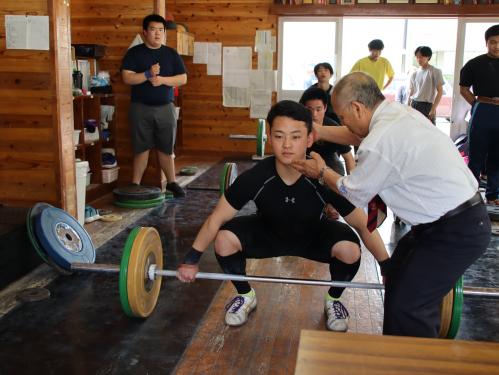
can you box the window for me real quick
[278,18,338,101]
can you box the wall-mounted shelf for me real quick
[167,29,195,56]
[270,3,499,16]
[73,94,117,203]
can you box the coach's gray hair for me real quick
[333,72,385,110]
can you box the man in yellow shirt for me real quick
[350,39,394,91]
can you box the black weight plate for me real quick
[26,203,72,275]
[487,205,499,221]
[34,207,95,270]
[113,185,163,201]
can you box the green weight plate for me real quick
[114,196,166,209]
[256,119,266,157]
[26,203,72,275]
[179,166,199,176]
[219,162,238,196]
[119,227,141,317]
[447,276,464,339]
[116,195,166,205]
[219,163,229,196]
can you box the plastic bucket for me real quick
[75,161,89,225]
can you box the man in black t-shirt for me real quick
[300,88,356,220]
[300,88,355,176]
[121,14,187,197]
[302,62,340,124]
[459,24,499,205]
[177,101,389,332]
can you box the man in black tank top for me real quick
[177,101,389,332]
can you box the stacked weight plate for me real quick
[113,185,170,208]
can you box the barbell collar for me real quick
[72,262,120,273]
[461,286,499,298]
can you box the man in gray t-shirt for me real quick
[408,46,444,125]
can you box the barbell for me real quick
[27,201,499,339]
[229,119,267,160]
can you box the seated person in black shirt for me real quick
[177,101,388,332]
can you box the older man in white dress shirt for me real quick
[293,72,491,338]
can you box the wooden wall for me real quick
[0,0,74,210]
[172,0,276,155]
[71,1,274,186]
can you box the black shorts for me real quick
[220,215,360,263]
[128,102,177,154]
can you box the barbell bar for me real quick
[70,262,499,298]
[27,201,498,340]
[229,119,267,158]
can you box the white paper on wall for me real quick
[222,47,252,107]
[257,50,273,70]
[207,43,222,75]
[250,70,277,92]
[255,30,272,52]
[223,47,252,71]
[250,90,272,119]
[5,15,49,50]
[193,42,208,64]
[223,87,250,108]
[223,69,250,88]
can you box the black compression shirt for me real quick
[224,157,356,240]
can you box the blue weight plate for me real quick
[27,203,73,275]
[34,207,95,270]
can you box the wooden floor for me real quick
[2,152,497,373]
[173,246,383,375]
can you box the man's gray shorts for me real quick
[129,102,177,155]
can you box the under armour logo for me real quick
[285,196,295,204]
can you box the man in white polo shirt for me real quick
[293,72,491,338]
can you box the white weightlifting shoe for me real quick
[225,289,257,326]
[325,299,349,332]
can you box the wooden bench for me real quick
[295,330,499,375]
